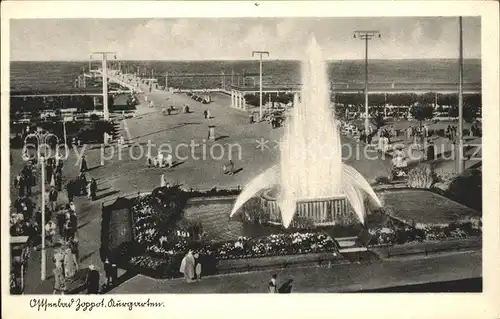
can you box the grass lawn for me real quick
[377,188,480,225]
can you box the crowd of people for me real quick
[10,144,103,293]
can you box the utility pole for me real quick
[91,51,116,145]
[354,30,381,134]
[252,51,269,121]
[457,17,464,173]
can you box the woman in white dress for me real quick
[63,245,78,278]
[179,250,195,283]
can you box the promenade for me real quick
[13,78,479,295]
[14,79,391,294]
[110,250,481,293]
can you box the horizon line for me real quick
[10,57,481,63]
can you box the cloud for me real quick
[10,18,481,61]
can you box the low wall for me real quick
[216,252,347,275]
[371,236,482,259]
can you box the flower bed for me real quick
[126,232,340,279]
[367,219,482,248]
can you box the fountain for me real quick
[230,36,382,228]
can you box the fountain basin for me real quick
[260,188,355,228]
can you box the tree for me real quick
[410,104,435,137]
[446,169,482,212]
[370,112,387,130]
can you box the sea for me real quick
[10,59,481,93]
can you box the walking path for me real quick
[110,249,481,293]
[20,79,473,294]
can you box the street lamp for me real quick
[23,131,59,281]
[457,17,464,174]
[90,52,117,145]
[353,30,381,134]
[252,51,269,121]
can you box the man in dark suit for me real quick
[86,265,100,294]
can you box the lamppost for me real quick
[252,51,269,121]
[90,52,116,145]
[23,131,59,281]
[354,30,381,134]
[457,17,464,174]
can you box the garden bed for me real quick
[216,252,347,274]
[371,236,481,259]
[377,188,480,226]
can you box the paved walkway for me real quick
[9,81,395,294]
[109,250,481,293]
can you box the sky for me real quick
[10,17,481,61]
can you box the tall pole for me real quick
[103,54,109,121]
[252,51,269,121]
[63,120,67,146]
[457,17,464,173]
[354,31,381,134]
[165,72,168,89]
[40,155,46,281]
[91,51,116,145]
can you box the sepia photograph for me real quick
[2,4,498,316]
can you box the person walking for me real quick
[53,261,66,295]
[80,155,88,173]
[268,274,278,293]
[194,253,202,281]
[90,179,98,201]
[48,187,58,213]
[71,237,80,268]
[45,220,57,246]
[57,206,68,237]
[63,244,77,278]
[166,153,173,168]
[68,210,78,240]
[179,250,195,283]
[157,152,164,168]
[54,169,62,191]
[66,180,74,203]
[104,258,113,287]
[86,181,92,200]
[18,175,25,198]
[85,265,100,294]
[46,159,54,184]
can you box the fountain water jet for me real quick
[230,36,381,228]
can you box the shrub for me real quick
[407,163,436,188]
[375,176,392,185]
[446,169,482,212]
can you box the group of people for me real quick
[162,105,176,116]
[66,156,98,202]
[52,239,79,294]
[14,163,36,198]
[179,250,203,283]
[147,151,174,168]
